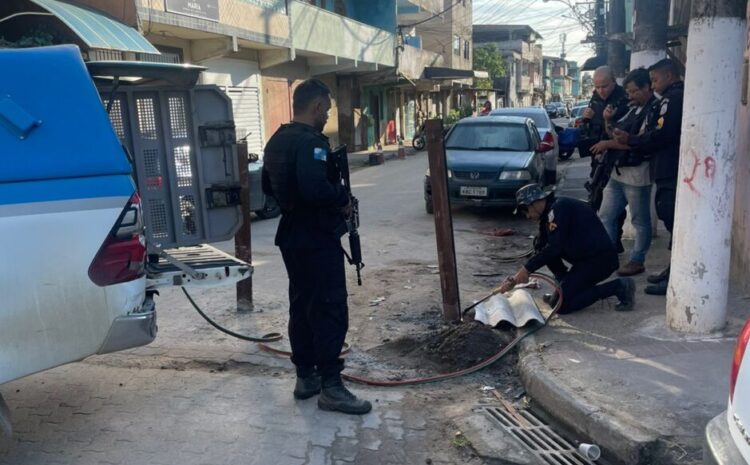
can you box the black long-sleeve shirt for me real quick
[524,197,617,273]
[262,122,349,249]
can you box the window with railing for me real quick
[453,35,461,55]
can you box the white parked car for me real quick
[704,318,750,464]
[490,107,560,185]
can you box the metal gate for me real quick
[103,86,242,249]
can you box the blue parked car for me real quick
[424,116,552,213]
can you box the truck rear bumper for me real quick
[97,295,157,355]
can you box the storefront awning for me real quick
[24,0,159,54]
[423,67,477,80]
[581,54,607,71]
[86,61,206,87]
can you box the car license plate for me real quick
[460,186,488,197]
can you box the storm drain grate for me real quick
[482,405,597,465]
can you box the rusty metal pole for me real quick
[235,142,253,312]
[426,119,460,322]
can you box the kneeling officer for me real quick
[498,184,636,313]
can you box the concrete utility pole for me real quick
[607,0,628,77]
[594,0,607,59]
[631,0,669,69]
[667,0,747,333]
[425,119,461,322]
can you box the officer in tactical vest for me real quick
[579,66,630,178]
[262,79,371,415]
[498,184,636,314]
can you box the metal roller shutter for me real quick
[225,86,264,157]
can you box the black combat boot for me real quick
[293,370,321,400]
[318,377,372,415]
[647,266,670,284]
[614,277,636,311]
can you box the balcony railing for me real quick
[291,1,395,67]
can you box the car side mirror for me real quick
[248,153,260,162]
[538,141,554,153]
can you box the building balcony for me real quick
[291,0,396,71]
[135,0,291,51]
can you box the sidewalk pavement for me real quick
[348,144,419,170]
[517,158,749,464]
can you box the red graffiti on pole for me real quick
[704,156,716,185]
[683,151,701,195]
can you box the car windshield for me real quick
[492,110,548,129]
[446,123,531,151]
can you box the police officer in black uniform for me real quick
[579,66,630,178]
[614,59,684,295]
[498,184,636,314]
[262,79,371,415]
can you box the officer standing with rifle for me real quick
[262,79,371,415]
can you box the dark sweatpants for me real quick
[280,246,348,380]
[547,252,621,314]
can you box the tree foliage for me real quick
[473,44,506,89]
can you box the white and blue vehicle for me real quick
[0,45,252,433]
[0,46,155,406]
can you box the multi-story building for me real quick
[473,24,543,108]
[544,55,572,101]
[1,0,473,151]
[395,0,474,140]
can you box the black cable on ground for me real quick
[256,273,562,387]
[181,287,283,343]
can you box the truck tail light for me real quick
[88,193,146,287]
[730,318,750,402]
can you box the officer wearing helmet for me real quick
[498,184,636,313]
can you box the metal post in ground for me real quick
[667,0,747,333]
[235,142,253,312]
[425,119,461,322]
[631,0,669,69]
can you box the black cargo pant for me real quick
[280,246,348,382]
[547,251,621,314]
[655,179,676,234]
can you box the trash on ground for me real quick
[369,296,386,306]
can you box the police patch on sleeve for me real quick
[313,147,328,162]
[660,99,669,116]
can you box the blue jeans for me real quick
[598,178,653,264]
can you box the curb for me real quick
[517,335,661,465]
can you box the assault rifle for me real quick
[329,145,364,285]
[585,150,618,210]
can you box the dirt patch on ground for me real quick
[370,321,515,373]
